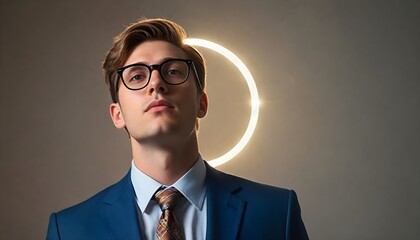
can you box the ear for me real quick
[197,91,208,118]
[110,103,126,129]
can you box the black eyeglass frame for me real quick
[115,58,203,92]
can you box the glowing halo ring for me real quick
[184,38,260,167]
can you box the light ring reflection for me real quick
[184,38,260,167]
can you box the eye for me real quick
[123,66,149,83]
[130,74,147,82]
[167,68,183,76]
[161,60,188,82]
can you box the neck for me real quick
[131,135,200,186]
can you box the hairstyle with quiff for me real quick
[103,18,206,103]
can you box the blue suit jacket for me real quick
[47,164,308,239]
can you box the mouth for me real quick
[144,99,175,112]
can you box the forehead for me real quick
[124,40,188,66]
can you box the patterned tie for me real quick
[155,188,184,240]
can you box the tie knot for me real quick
[155,188,183,211]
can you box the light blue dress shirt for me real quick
[130,157,207,240]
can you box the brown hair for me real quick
[103,18,206,103]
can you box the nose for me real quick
[147,69,168,95]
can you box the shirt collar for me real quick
[130,156,207,213]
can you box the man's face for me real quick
[110,40,208,146]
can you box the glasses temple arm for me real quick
[191,62,203,91]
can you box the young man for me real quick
[47,18,309,240]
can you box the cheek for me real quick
[119,87,144,105]
[118,94,146,119]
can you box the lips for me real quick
[144,99,174,112]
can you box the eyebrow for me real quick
[131,57,181,66]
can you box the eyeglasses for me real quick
[116,58,202,91]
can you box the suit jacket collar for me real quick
[205,162,246,240]
[99,164,246,240]
[101,171,143,240]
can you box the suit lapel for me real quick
[205,164,245,240]
[101,171,143,240]
[98,165,246,239]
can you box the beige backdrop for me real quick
[1,0,419,239]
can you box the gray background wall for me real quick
[1,0,419,239]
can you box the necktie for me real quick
[155,188,184,240]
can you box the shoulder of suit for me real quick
[55,172,130,217]
[206,164,292,197]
